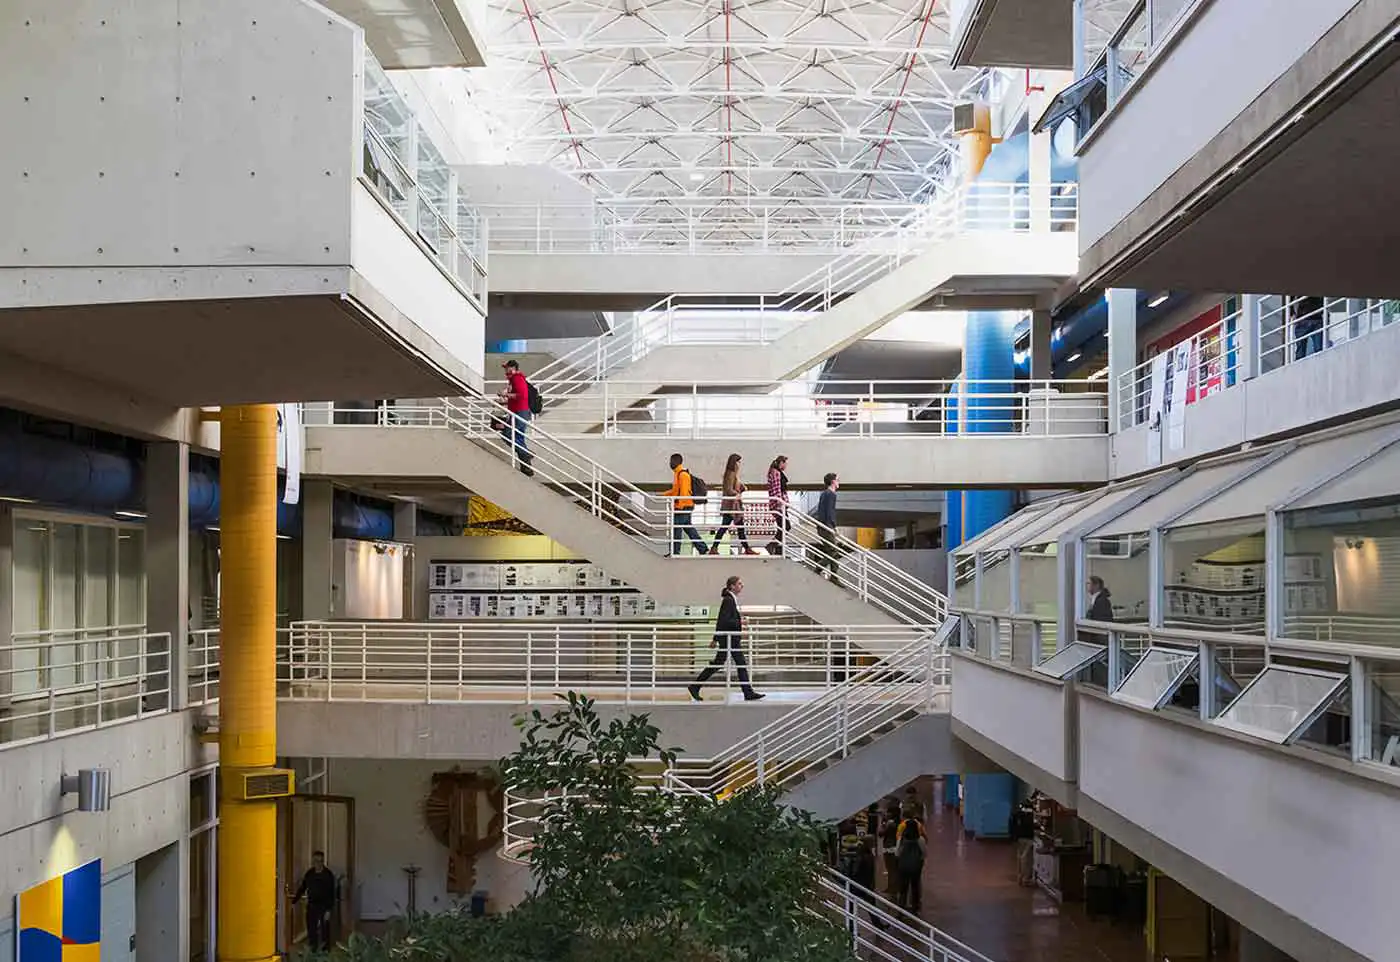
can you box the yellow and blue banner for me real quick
[16,859,101,962]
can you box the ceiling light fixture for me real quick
[1147,293,1169,308]
[115,510,147,520]
[1066,352,1082,363]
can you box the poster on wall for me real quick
[1146,352,1169,466]
[17,859,102,962]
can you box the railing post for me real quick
[1031,621,1043,667]
[525,631,534,703]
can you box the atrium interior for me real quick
[2,1,1398,961]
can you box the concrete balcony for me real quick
[322,0,486,69]
[1077,0,1400,297]
[949,0,1074,69]
[0,1,487,406]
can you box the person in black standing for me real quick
[689,575,764,702]
[293,850,337,951]
[812,472,841,583]
[1085,576,1114,621]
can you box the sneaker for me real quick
[687,685,703,702]
[743,691,766,702]
[708,544,720,555]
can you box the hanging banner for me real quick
[278,403,303,505]
[1167,342,1190,451]
[1146,352,1168,466]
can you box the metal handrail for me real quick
[504,377,1108,439]
[279,621,925,705]
[531,182,1080,396]
[311,395,950,630]
[0,629,172,750]
[816,869,997,962]
[666,629,949,796]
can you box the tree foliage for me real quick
[332,693,853,962]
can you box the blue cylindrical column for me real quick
[955,310,1017,546]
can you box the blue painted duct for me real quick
[0,429,397,540]
[0,431,138,509]
[1013,290,1193,378]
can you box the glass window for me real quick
[84,526,115,630]
[1281,500,1400,648]
[1088,457,1261,539]
[1163,520,1267,635]
[117,529,146,626]
[1112,646,1198,710]
[49,522,81,686]
[1214,665,1346,744]
[1033,641,1107,679]
[12,519,48,693]
[978,550,1011,612]
[952,551,976,608]
[1084,532,1150,624]
[1365,659,1400,768]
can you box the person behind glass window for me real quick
[1086,575,1114,621]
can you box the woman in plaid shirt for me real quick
[766,455,790,551]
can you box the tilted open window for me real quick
[1213,665,1347,745]
[1112,646,1199,710]
[1033,642,1107,680]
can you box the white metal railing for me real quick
[665,629,950,797]
[1117,304,1242,430]
[502,378,1108,439]
[816,869,997,962]
[530,182,1079,397]
[279,620,926,705]
[309,396,950,629]
[1117,295,1400,431]
[1258,295,1400,373]
[952,608,1060,667]
[1,626,172,748]
[188,628,222,707]
[361,49,488,309]
[481,200,925,254]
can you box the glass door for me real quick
[282,794,356,954]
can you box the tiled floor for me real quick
[896,779,1149,962]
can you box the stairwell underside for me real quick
[565,435,1110,489]
[305,426,915,636]
[537,232,1079,432]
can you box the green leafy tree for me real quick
[333,692,854,962]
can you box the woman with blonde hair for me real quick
[709,453,757,555]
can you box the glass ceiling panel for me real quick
[1214,665,1347,745]
[954,499,1063,557]
[1019,480,1148,548]
[1171,425,1398,529]
[1033,642,1107,680]
[1112,646,1198,710]
[981,495,1097,553]
[1088,456,1265,538]
[1283,434,1400,513]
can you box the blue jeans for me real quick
[672,509,707,555]
[511,411,531,460]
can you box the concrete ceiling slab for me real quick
[1109,53,1400,297]
[951,0,1074,69]
[0,295,471,407]
[323,0,486,69]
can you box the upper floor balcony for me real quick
[0,1,489,406]
[1070,0,1400,298]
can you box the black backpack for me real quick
[686,471,709,504]
[527,382,543,415]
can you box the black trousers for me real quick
[306,904,333,951]
[695,634,754,692]
[712,512,751,548]
[897,864,922,912]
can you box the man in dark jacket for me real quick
[292,850,337,951]
[812,472,841,583]
[689,575,764,701]
[1086,576,1114,621]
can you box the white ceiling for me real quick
[465,0,995,210]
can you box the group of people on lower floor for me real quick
[835,785,929,917]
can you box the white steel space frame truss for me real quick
[467,0,995,215]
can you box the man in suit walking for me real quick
[689,575,765,702]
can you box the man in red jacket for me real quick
[501,359,533,474]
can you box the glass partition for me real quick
[1084,532,1150,624]
[1364,660,1400,768]
[1282,500,1400,649]
[952,550,976,608]
[1018,542,1060,653]
[1163,519,1267,635]
[977,550,1012,612]
[1113,645,1197,710]
[1214,664,1346,745]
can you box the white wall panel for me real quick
[950,654,1072,783]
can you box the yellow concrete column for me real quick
[855,527,882,550]
[218,405,280,962]
[958,103,997,184]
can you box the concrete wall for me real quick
[0,713,211,924]
[328,758,532,919]
[279,700,815,761]
[1078,0,1358,250]
[949,654,1075,803]
[487,252,830,297]
[1112,319,1400,478]
[567,435,1110,489]
[0,0,359,303]
[1078,694,1397,962]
